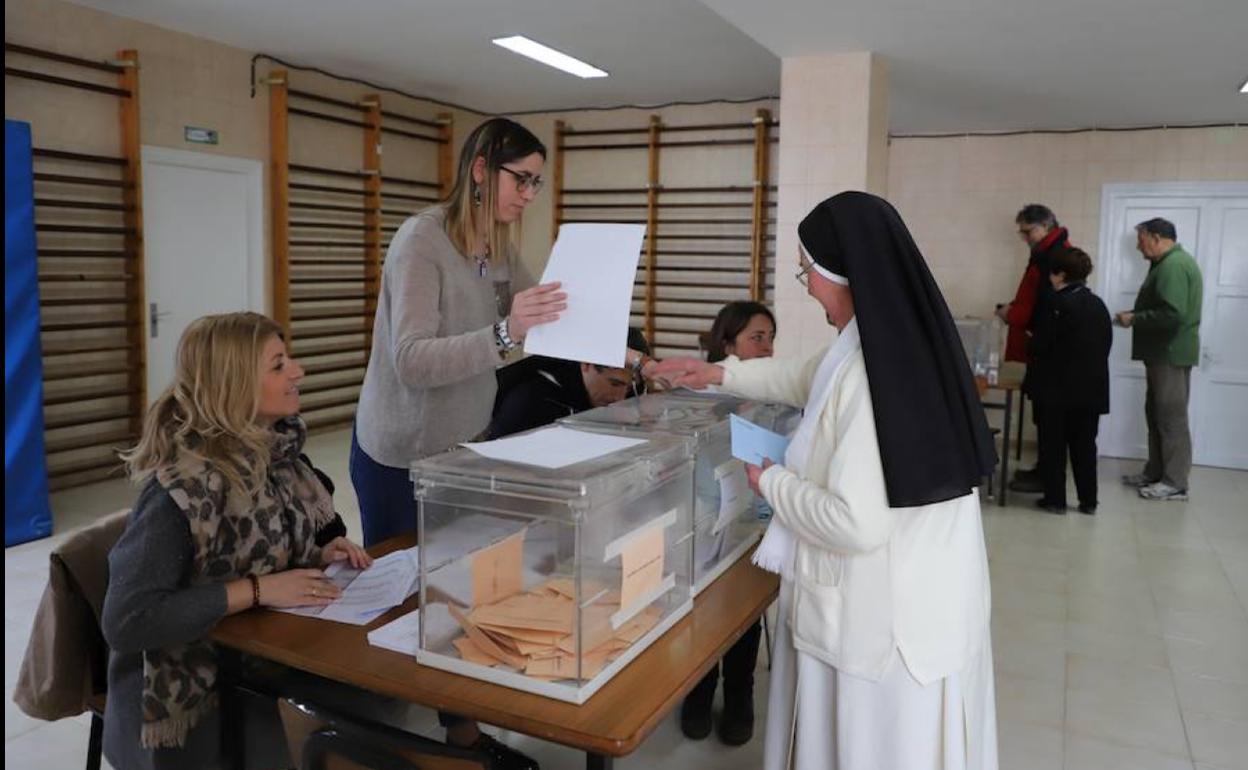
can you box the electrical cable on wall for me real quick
[249,53,777,116]
[251,53,1241,137]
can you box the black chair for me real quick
[279,698,490,770]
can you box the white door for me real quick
[141,147,265,399]
[1193,200,1248,469]
[1097,182,1248,470]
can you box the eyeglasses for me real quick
[795,260,813,288]
[499,165,544,194]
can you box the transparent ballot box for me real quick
[561,391,800,596]
[411,432,694,704]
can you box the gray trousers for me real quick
[1143,363,1193,490]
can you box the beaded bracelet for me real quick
[248,574,261,609]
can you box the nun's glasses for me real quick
[795,260,813,287]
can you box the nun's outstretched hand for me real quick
[644,357,724,391]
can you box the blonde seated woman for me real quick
[102,312,372,770]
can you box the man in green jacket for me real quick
[1115,218,1203,501]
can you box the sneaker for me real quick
[1121,473,1158,488]
[1034,498,1067,514]
[718,690,755,746]
[1139,482,1188,501]
[470,734,540,770]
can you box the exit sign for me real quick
[184,126,218,145]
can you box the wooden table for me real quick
[212,536,779,770]
[981,377,1024,506]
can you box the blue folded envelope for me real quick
[729,413,791,467]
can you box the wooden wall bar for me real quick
[5,41,148,489]
[272,77,451,432]
[553,112,779,357]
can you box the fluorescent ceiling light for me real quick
[492,36,608,79]
[1241,77,1248,93]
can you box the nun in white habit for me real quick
[649,191,999,770]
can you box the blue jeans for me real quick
[349,427,465,730]
[349,428,417,547]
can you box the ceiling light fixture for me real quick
[1241,77,1248,93]
[492,36,608,79]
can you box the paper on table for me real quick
[713,459,751,534]
[278,546,420,625]
[729,413,792,467]
[461,425,646,469]
[523,223,647,368]
[471,530,525,606]
[619,526,665,610]
[366,609,421,656]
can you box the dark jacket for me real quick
[487,356,593,439]
[1027,282,1112,413]
[15,509,130,721]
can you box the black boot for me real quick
[680,667,717,740]
[716,622,761,746]
[717,687,755,746]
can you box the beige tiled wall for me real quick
[887,126,1248,319]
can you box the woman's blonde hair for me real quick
[443,117,546,264]
[121,312,284,494]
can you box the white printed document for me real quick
[277,546,420,626]
[462,425,646,469]
[713,459,751,534]
[367,609,421,656]
[523,223,646,368]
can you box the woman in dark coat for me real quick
[1028,248,1112,514]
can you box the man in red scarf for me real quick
[996,204,1073,493]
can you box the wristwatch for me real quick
[494,318,519,353]
[630,353,655,380]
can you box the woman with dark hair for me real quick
[1028,247,1111,514]
[704,300,776,363]
[351,117,558,769]
[679,300,777,745]
[651,192,998,770]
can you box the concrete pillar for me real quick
[773,52,889,358]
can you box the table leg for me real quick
[1016,391,1026,461]
[999,390,1013,507]
[218,646,245,770]
[587,753,614,770]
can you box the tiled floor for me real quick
[6,427,1248,769]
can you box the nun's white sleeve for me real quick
[718,347,828,409]
[758,357,896,555]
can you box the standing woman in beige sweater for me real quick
[350,117,562,770]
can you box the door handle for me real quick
[150,302,172,338]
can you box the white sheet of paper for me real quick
[366,609,421,656]
[713,459,751,534]
[523,223,646,367]
[276,546,420,625]
[462,425,647,469]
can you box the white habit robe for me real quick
[719,321,998,770]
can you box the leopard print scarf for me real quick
[140,416,335,748]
